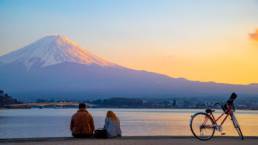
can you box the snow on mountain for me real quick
[0,35,115,69]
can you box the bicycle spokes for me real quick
[190,113,215,141]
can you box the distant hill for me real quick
[0,35,258,101]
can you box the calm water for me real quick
[0,108,257,138]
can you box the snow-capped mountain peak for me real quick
[0,35,114,69]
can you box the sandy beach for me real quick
[1,136,257,145]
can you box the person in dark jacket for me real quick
[70,103,95,138]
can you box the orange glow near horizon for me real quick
[100,29,258,85]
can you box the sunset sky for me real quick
[0,0,258,84]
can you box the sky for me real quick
[0,0,258,84]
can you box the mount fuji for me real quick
[0,35,115,69]
[0,35,258,101]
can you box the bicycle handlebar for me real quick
[222,92,237,112]
[227,92,237,105]
[208,93,237,113]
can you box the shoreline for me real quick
[1,107,258,111]
[1,136,258,141]
[1,136,258,145]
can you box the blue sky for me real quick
[0,0,258,84]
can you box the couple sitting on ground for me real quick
[70,103,122,138]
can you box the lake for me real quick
[0,108,257,138]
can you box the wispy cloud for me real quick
[249,29,258,41]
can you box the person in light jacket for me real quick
[104,111,122,138]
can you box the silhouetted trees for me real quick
[90,97,144,108]
[0,90,20,107]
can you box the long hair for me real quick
[106,111,119,122]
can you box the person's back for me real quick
[104,111,121,138]
[70,103,95,138]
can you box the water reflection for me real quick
[0,109,257,138]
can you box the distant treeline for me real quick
[0,90,21,107]
[31,96,258,110]
[85,97,258,110]
[2,92,258,110]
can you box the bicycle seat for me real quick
[206,108,215,113]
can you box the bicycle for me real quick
[189,92,244,141]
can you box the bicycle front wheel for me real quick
[190,112,215,141]
[231,113,244,140]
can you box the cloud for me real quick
[249,29,258,41]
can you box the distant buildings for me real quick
[87,97,258,110]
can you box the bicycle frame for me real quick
[209,105,233,127]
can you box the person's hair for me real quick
[106,111,119,122]
[79,103,86,109]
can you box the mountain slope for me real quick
[0,35,258,101]
[0,35,114,69]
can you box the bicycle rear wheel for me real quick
[190,112,215,141]
[231,113,244,140]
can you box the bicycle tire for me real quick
[231,114,244,140]
[190,112,216,141]
[235,126,244,140]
